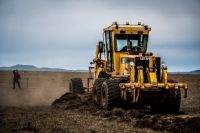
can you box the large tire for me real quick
[100,79,121,110]
[69,78,84,94]
[163,89,181,113]
[150,100,165,113]
[150,89,181,113]
[92,78,105,105]
[165,79,181,113]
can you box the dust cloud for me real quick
[0,86,61,106]
[0,71,88,106]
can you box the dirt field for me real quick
[0,71,89,106]
[0,71,200,133]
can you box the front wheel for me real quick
[150,89,181,113]
[92,78,105,105]
[100,79,121,110]
[163,89,181,113]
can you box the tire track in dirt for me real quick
[52,92,200,133]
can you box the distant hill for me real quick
[167,70,200,75]
[0,64,198,74]
[190,70,200,74]
[12,64,37,70]
[0,64,87,72]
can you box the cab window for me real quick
[105,31,114,71]
[115,34,148,53]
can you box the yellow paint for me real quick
[138,66,144,85]
[149,72,157,83]
[162,66,168,85]
[149,56,153,70]
[92,22,188,103]
[130,64,135,83]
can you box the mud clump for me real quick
[126,109,145,118]
[92,107,146,123]
[136,115,200,133]
[110,108,145,122]
[52,93,83,110]
[136,115,164,131]
[52,92,99,112]
[111,108,125,117]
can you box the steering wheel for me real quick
[120,46,127,52]
[132,46,141,52]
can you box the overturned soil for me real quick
[52,92,200,133]
[1,74,200,133]
[52,92,99,112]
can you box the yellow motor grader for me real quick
[70,21,188,112]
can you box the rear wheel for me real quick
[100,79,121,110]
[69,78,84,94]
[92,78,105,105]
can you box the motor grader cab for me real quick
[91,21,188,112]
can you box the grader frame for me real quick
[89,21,188,112]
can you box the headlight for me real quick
[161,61,165,67]
[130,61,134,67]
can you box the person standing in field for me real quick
[13,69,21,89]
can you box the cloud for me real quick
[0,0,200,71]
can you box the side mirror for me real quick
[98,41,104,53]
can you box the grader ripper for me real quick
[70,21,188,112]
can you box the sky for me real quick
[0,0,200,72]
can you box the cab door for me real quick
[105,31,114,72]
